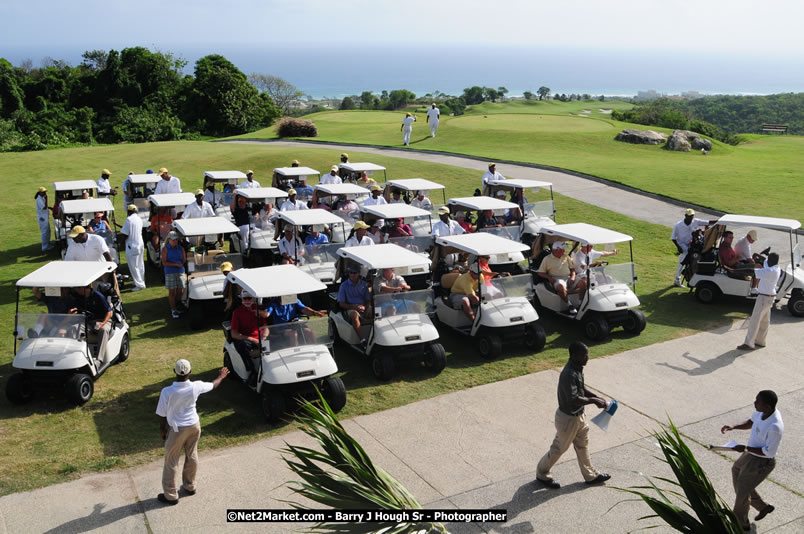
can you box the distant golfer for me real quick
[426,103,440,138]
[401,112,416,146]
[481,163,505,189]
[721,390,783,530]
[536,342,611,488]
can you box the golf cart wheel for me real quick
[66,373,94,405]
[321,377,347,413]
[478,334,502,360]
[695,282,719,304]
[261,389,286,424]
[583,314,610,341]
[371,353,395,381]
[6,373,35,405]
[115,332,130,364]
[623,309,647,334]
[788,292,804,317]
[524,323,547,352]
[188,303,204,330]
[424,343,447,373]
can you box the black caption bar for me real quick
[226,509,507,523]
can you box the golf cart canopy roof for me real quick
[338,162,386,172]
[338,243,432,269]
[274,167,320,177]
[226,265,326,297]
[448,196,519,211]
[234,187,288,200]
[128,174,161,185]
[148,193,196,207]
[716,214,801,231]
[203,170,247,181]
[172,216,239,236]
[540,223,633,245]
[360,203,431,219]
[279,209,346,227]
[60,198,115,214]
[314,183,371,196]
[386,178,445,191]
[435,233,530,255]
[488,178,553,189]
[17,261,116,288]
[53,180,98,192]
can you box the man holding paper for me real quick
[720,390,783,531]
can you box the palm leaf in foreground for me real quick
[612,419,743,533]
[281,389,446,534]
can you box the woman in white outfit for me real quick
[35,186,52,252]
[401,112,416,146]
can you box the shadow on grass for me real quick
[635,284,752,331]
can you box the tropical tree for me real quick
[359,91,378,109]
[340,96,356,110]
[462,86,485,105]
[497,86,508,102]
[387,89,416,110]
[537,86,551,100]
[523,90,533,100]
[248,74,303,115]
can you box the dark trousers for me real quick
[234,339,258,372]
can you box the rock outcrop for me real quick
[614,129,667,145]
[665,130,712,152]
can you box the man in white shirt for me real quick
[410,191,432,210]
[65,225,113,262]
[120,205,146,290]
[345,221,375,247]
[279,228,305,264]
[670,208,710,287]
[154,168,182,195]
[363,185,387,206]
[426,103,440,138]
[182,190,215,219]
[481,163,505,189]
[738,253,781,351]
[432,206,465,237]
[203,183,220,208]
[156,359,228,505]
[401,112,416,146]
[280,189,308,211]
[389,189,406,204]
[96,169,116,198]
[35,186,53,251]
[572,244,618,280]
[238,170,260,189]
[721,390,783,530]
[320,166,343,185]
[734,230,758,262]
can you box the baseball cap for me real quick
[684,208,695,216]
[370,184,382,192]
[174,359,191,376]
[38,186,47,193]
[347,263,361,273]
[69,225,86,238]
[288,188,297,195]
[127,204,138,211]
[747,230,758,240]
[166,230,179,240]
[220,261,233,273]
[330,165,339,172]
[246,170,254,175]
[291,159,300,165]
[158,167,168,174]
[340,153,348,159]
[496,190,507,198]
[194,189,204,196]
[438,206,450,215]
[469,263,481,274]
[102,169,111,176]
[552,241,567,251]
[488,162,496,169]
[353,221,370,230]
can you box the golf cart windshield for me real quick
[190,252,243,274]
[587,262,636,288]
[479,225,522,242]
[525,200,555,219]
[386,235,433,254]
[267,316,330,351]
[304,242,341,265]
[15,313,84,342]
[409,214,433,236]
[481,274,533,301]
[374,289,434,318]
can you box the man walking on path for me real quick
[536,342,611,489]
[721,390,783,530]
[156,360,229,505]
[426,103,440,137]
[671,208,710,287]
[401,112,416,146]
[737,253,781,351]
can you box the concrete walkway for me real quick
[2,311,802,533]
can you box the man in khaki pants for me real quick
[536,342,611,489]
[738,253,781,351]
[156,359,229,505]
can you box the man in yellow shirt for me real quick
[537,242,585,315]
[450,264,481,321]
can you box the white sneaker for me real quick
[673,279,684,288]
[750,288,759,295]
[130,286,145,292]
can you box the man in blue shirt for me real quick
[71,286,113,363]
[304,226,330,257]
[266,298,326,324]
[337,264,372,344]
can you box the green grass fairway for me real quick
[235,102,804,222]
[0,141,753,495]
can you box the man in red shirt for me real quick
[719,231,758,286]
[386,218,413,239]
[230,295,269,386]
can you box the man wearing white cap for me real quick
[320,166,343,185]
[35,186,53,252]
[401,112,416,146]
[96,169,116,198]
[735,230,759,263]
[410,191,432,210]
[64,225,113,262]
[671,208,711,287]
[537,241,584,315]
[238,170,260,189]
[154,168,182,195]
[156,359,229,505]
[182,190,215,219]
[481,163,505,189]
[121,204,146,291]
[363,185,387,207]
[280,189,309,211]
[426,103,440,138]
[346,221,375,247]
[432,206,465,237]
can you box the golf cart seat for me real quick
[439,272,460,303]
[222,321,232,342]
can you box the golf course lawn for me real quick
[0,141,761,495]
[234,101,804,223]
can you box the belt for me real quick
[759,293,775,297]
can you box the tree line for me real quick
[0,48,282,151]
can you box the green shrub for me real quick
[275,117,318,138]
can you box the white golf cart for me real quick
[329,244,445,380]
[53,180,98,200]
[8,261,130,405]
[383,178,447,212]
[484,178,556,244]
[222,265,345,422]
[145,193,195,270]
[312,183,371,233]
[432,233,546,359]
[173,217,242,329]
[203,170,247,216]
[532,223,646,340]
[230,187,288,265]
[272,166,320,202]
[685,214,804,316]
[359,202,434,237]
[338,162,387,185]
[58,198,120,263]
[127,174,162,222]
